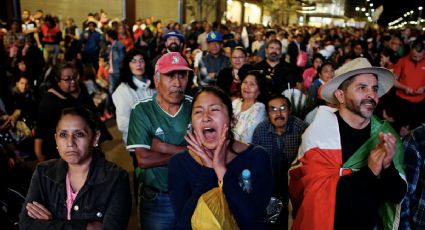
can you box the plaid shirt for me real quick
[252,115,307,167]
[400,124,425,230]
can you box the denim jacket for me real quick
[19,154,132,229]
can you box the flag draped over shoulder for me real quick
[289,106,406,230]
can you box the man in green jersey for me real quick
[127,52,192,229]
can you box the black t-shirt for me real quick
[333,112,405,230]
[334,111,379,230]
[337,112,371,162]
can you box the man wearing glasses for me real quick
[34,63,111,162]
[252,94,307,229]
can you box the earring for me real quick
[95,143,98,147]
[56,146,58,149]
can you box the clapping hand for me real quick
[368,132,396,176]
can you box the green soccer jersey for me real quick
[127,93,192,191]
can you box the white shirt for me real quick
[232,99,267,143]
[112,78,156,143]
[251,40,264,53]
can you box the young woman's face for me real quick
[313,57,323,69]
[191,92,230,150]
[129,54,146,77]
[241,75,260,101]
[55,114,99,166]
[230,49,247,70]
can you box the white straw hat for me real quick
[321,58,395,104]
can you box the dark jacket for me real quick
[19,154,132,229]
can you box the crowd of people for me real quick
[0,7,424,230]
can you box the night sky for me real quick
[373,0,423,25]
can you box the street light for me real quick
[361,7,366,12]
[369,3,373,7]
[419,6,423,11]
[355,7,360,11]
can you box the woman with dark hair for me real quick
[112,48,155,143]
[302,53,324,90]
[232,70,268,143]
[20,106,132,229]
[169,86,272,230]
[34,63,112,162]
[216,46,248,100]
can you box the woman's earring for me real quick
[95,143,98,147]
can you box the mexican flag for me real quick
[289,106,406,230]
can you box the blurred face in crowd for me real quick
[16,77,30,93]
[58,67,79,94]
[410,48,424,63]
[88,22,96,31]
[241,74,260,101]
[191,91,230,151]
[129,54,146,77]
[231,49,247,70]
[165,36,181,52]
[353,44,363,57]
[390,37,401,52]
[155,71,189,105]
[268,97,290,130]
[18,61,26,72]
[208,41,222,56]
[55,114,99,166]
[313,57,323,69]
[255,33,263,41]
[319,64,335,83]
[380,53,390,67]
[118,25,126,35]
[266,42,282,62]
[22,10,30,21]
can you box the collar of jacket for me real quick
[43,153,109,186]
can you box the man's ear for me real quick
[334,89,345,104]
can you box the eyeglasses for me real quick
[130,58,145,64]
[60,76,79,82]
[268,106,287,113]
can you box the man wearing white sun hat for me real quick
[289,58,407,230]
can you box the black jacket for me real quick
[19,154,132,229]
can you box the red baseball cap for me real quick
[155,52,192,74]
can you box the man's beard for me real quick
[345,98,377,119]
[267,52,280,62]
[168,43,180,52]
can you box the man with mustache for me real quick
[252,94,307,229]
[152,30,186,68]
[289,58,407,230]
[255,39,302,95]
[127,52,192,229]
